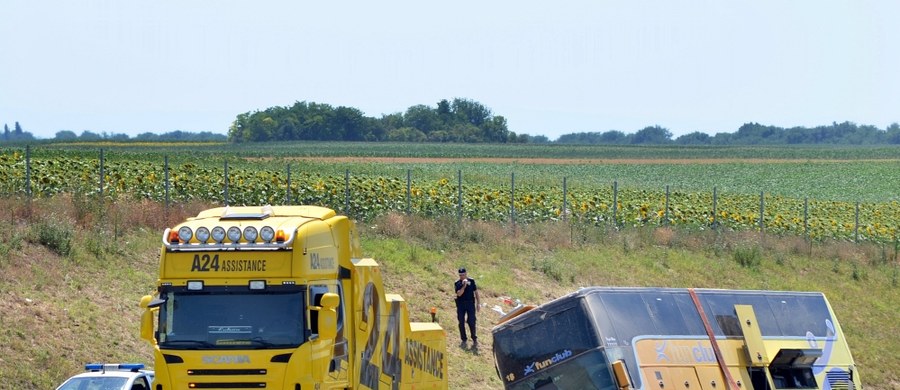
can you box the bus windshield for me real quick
[493,300,600,385]
[157,289,305,349]
[506,350,617,390]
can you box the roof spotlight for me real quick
[195,227,210,243]
[260,226,275,243]
[243,226,258,243]
[227,226,242,243]
[177,227,193,243]
[211,226,226,243]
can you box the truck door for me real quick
[310,282,350,384]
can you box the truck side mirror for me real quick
[316,293,340,341]
[139,295,157,345]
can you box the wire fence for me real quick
[1,146,898,245]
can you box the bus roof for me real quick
[492,286,826,332]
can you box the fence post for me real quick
[759,191,765,233]
[804,198,808,240]
[712,187,717,228]
[99,148,105,199]
[854,202,860,243]
[285,164,291,205]
[664,185,670,226]
[25,145,32,199]
[223,161,229,206]
[164,156,170,209]
[562,176,568,222]
[457,170,462,224]
[612,181,618,226]
[406,169,411,215]
[510,172,516,227]
[344,169,350,217]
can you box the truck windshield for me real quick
[157,289,305,349]
[506,350,617,390]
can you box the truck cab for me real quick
[140,205,447,389]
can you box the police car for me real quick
[56,363,154,390]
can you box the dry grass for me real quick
[2,199,898,389]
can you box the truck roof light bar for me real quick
[162,228,295,251]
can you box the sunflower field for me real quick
[1,146,898,244]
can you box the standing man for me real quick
[454,267,481,345]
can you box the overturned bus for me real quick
[491,287,860,390]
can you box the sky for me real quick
[2,1,899,141]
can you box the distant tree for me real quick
[79,130,102,141]
[54,130,78,140]
[451,98,491,127]
[599,130,628,144]
[481,115,510,142]
[404,105,440,134]
[135,132,160,141]
[529,134,550,143]
[332,106,369,141]
[427,130,453,142]
[675,131,711,145]
[379,113,404,132]
[631,126,672,144]
[556,132,601,144]
[387,127,426,142]
[436,99,452,124]
[886,123,900,144]
[1,122,35,141]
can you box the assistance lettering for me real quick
[405,339,444,379]
[191,254,266,273]
[221,259,267,272]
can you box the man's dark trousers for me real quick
[457,300,476,342]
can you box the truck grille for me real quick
[188,369,267,375]
[188,383,265,388]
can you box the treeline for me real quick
[51,130,226,142]
[227,98,524,143]
[558,122,900,145]
[228,98,900,145]
[0,127,227,144]
[1,122,36,142]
